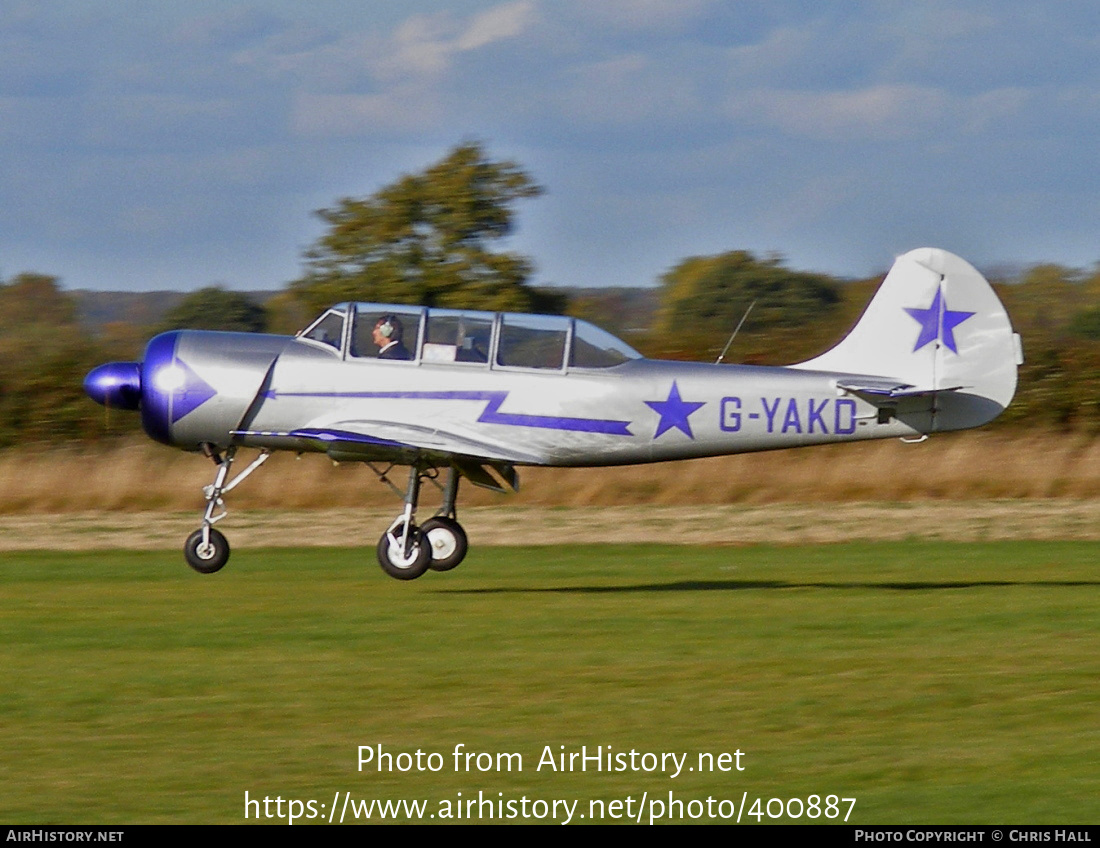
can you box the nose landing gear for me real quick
[183,445,269,575]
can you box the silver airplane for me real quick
[85,248,1021,580]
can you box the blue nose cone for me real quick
[84,362,142,410]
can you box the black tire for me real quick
[376,523,432,580]
[420,517,468,572]
[184,527,230,574]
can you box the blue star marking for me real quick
[903,286,975,354]
[645,381,705,439]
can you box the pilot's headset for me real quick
[376,314,399,339]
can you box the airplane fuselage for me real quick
[231,344,935,467]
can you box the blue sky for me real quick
[3,0,1099,291]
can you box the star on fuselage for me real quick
[645,381,705,439]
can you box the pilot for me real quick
[372,314,412,360]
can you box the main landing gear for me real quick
[371,464,468,580]
[182,446,469,581]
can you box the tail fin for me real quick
[792,248,1021,430]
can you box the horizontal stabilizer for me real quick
[835,378,965,403]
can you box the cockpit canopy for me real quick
[297,303,643,370]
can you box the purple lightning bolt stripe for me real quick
[264,389,633,436]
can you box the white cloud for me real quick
[553,52,701,126]
[565,0,715,32]
[377,1,537,80]
[387,14,457,78]
[725,82,1036,143]
[882,6,1000,73]
[722,25,820,84]
[171,7,283,50]
[458,1,537,50]
[729,85,950,141]
[278,2,539,137]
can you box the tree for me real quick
[1069,307,1100,340]
[0,273,129,445]
[0,272,78,326]
[289,142,547,314]
[992,263,1100,431]
[997,263,1086,334]
[653,251,842,359]
[158,287,267,333]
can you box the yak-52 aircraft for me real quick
[85,248,1022,580]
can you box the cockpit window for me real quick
[299,309,345,351]
[299,303,642,370]
[570,320,642,368]
[496,314,568,370]
[349,306,422,360]
[423,309,493,365]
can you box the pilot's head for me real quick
[372,314,403,348]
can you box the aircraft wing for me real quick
[231,419,541,492]
[294,419,544,464]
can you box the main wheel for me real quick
[420,517,468,572]
[376,523,432,580]
[184,527,230,574]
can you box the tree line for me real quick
[6,142,1100,447]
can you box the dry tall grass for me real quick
[6,431,1100,514]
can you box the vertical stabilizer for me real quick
[792,248,1020,425]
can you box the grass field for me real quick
[1,542,1097,824]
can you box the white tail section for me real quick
[792,248,1020,429]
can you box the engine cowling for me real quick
[85,330,291,449]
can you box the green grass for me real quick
[1,542,1097,824]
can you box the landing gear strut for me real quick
[421,467,468,571]
[183,445,269,574]
[371,464,468,580]
[181,448,468,581]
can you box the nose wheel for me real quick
[184,527,230,574]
